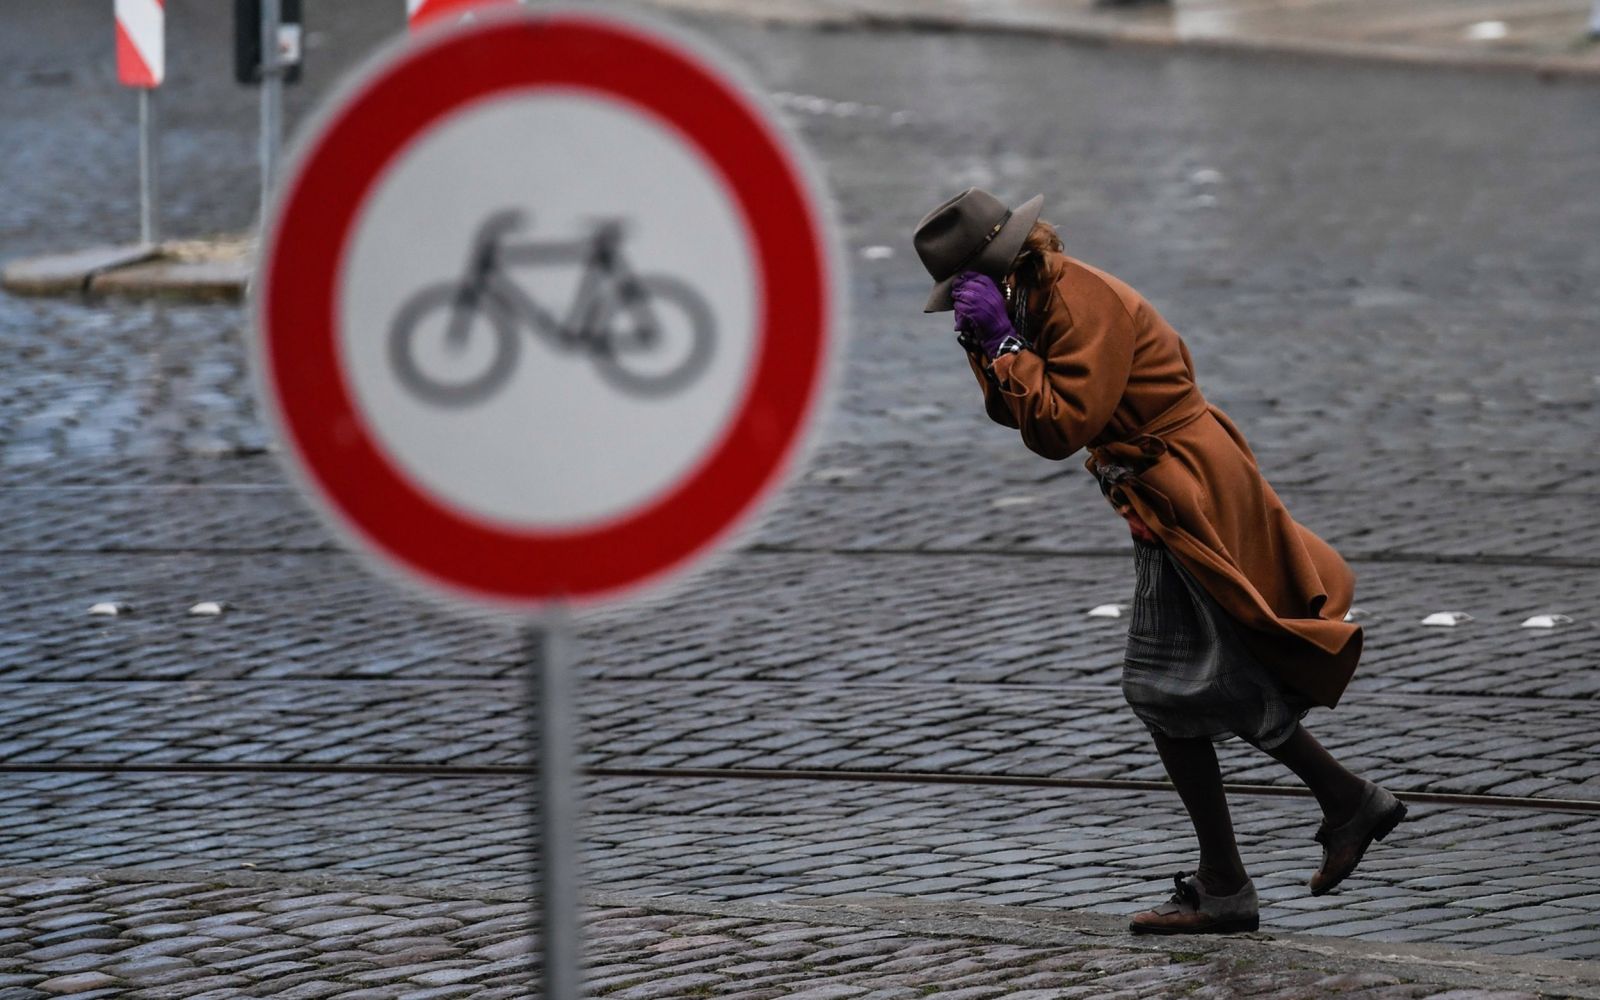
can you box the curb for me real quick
[2,243,250,303]
[89,256,249,302]
[592,890,1600,999]
[0,244,161,297]
[643,0,1600,81]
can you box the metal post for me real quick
[137,87,160,245]
[526,617,581,1000]
[259,0,284,224]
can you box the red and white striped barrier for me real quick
[406,0,516,32]
[115,0,164,88]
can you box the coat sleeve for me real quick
[985,273,1136,460]
[965,351,1021,429]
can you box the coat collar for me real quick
[1018,250,1070,325]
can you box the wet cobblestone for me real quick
[0,875,1551,999]
[1,772,1599,964]
[3,678,1600,803]
[0,549,1595,695]
[3,0,1599,995]
[2,445,1598,565]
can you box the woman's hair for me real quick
[1011,220,1063,290]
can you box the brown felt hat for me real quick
[912,188,1044,313]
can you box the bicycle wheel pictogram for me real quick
[592,275,716,397]
[388,283,521,407]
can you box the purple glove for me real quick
[951,272,1016,358]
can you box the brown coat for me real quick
[969,252,1361,708]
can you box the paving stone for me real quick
[1,4,1600,997]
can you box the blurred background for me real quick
[1,1,1599,997]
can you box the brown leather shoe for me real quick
[1310,782,1408,896]
[1129,872,1259,935]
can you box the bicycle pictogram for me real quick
[388,209,717,405]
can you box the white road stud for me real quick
[1521,614,1574,629]
[990,496,1037,509]
[810,467,860,484]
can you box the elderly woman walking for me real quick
[912,188,1407,934]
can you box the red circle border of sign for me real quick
[260,14,831,607]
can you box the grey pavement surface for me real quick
[2,0,1600,996]
[0,870,1568,1000]
[5,671,1600,800]
[4,772,1600,971]
[4,547,1596,701]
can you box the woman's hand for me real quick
[952,272,1017,358]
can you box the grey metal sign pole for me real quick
[526,617,581,1000]
[137,87,159,244]
[259,0,284,226]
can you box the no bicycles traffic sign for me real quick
[252,9,841,609]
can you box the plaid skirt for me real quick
[1122,538,1312,750]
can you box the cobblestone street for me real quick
[2,0,1599,996]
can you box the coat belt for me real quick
[1085,385,1211,525]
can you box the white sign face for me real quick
[339,93,758,530]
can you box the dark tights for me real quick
[1152,724,1367,895]
[1262,724,1368,825]
[1151,732,1247,894]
